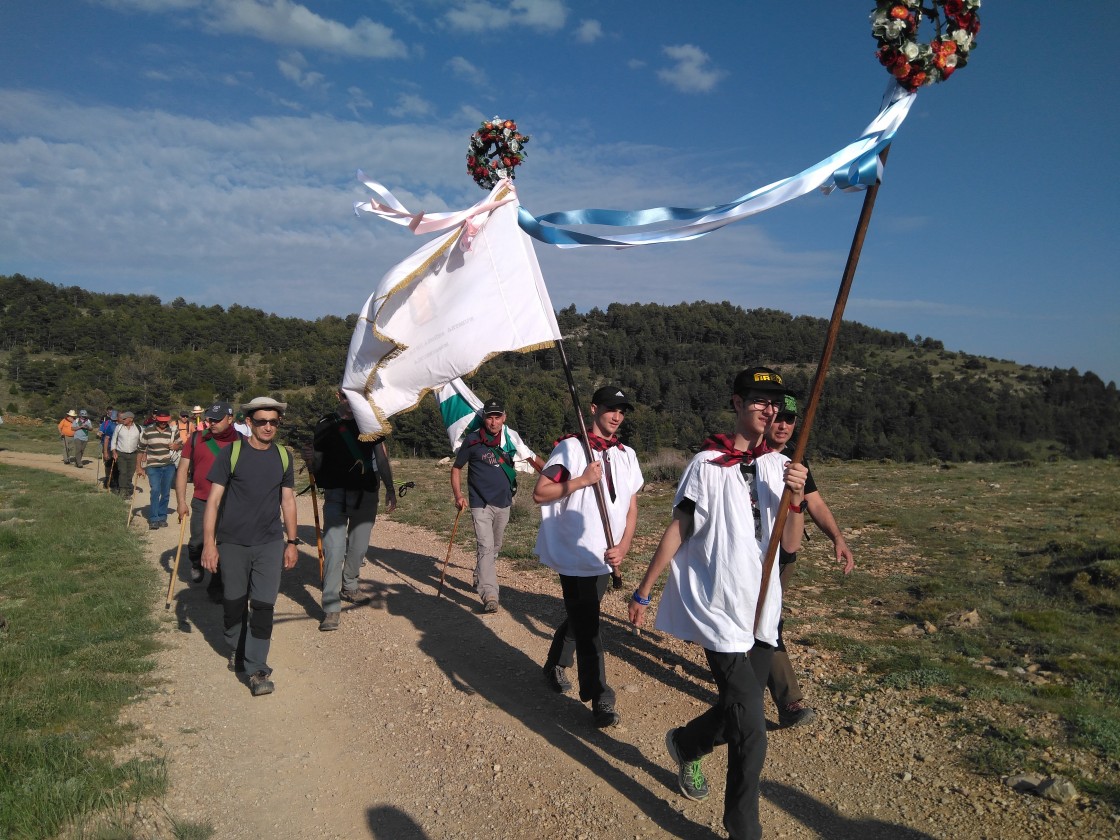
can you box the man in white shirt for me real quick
[533,386,643,729]
[629,367,807,840]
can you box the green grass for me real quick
[0,464,164,840]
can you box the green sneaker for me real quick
[665,728,709,801]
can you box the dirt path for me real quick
[2,450,1114,840]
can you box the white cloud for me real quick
[443,0,567,34]
[388,93,435,118]
[104,0,409,59]
[346,86,373,119]
[447,56,487,87]
[657,44,725,93]
[573,19,602,44]
[627,58,645,70]
[277,51,329,91]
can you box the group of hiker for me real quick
[445,366,853,840]
[76,363,850,840]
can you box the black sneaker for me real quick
[779,701,816,728]
[190,567,204,584]
[543,665,572,694]
[592,698,620,728]
[149,522,159,530]
[249,671,274,696]
[665,728,709,801]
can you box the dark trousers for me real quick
[220,541,284,676]
[188,496,223,591]
[676,646,773,840]
[767,561,803,708]
[545,572,613,704]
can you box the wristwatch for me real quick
[286,538,300,545]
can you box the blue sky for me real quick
[2,1,1117,384]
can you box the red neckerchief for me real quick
[554,432,624,452]
[701,434,771,467]
[207,425,240,444]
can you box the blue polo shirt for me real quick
[454,429,516,508]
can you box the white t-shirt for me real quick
[535,438,644,577]
[653,449,789,652]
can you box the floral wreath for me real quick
[466,117,529,190]
[871,0,981,92]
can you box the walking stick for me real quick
[436,506,464,598]
[556,339,623,589]
[307,472,326,583]
[754,146,891,634]
[127,477,144,527]
[165,513,188,609]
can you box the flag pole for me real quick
[555,338,623,589]
[754,146,891,632]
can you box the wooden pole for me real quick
[754,146,891,633]
[165,513,189,609]
[307,473,326,584]
[555,339,623,589]
[436,506,464,598]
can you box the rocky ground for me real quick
[3,450,1117,840]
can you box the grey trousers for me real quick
[321,487,378,614]
[220,541,284,676]
[469,504,510,603]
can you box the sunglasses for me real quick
[250,417,281,428]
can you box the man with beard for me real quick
[451,397,543,613]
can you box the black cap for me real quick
[204,401,234,421]
[591,386,634,411]
[482,398,504,416]
[732,367,800,398]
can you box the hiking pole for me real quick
[127,478,144,527]
[165,513,188,609]
[94,453,101,486]
[754,146,891,634]
[307,472,326,584]
[436,506,464,599]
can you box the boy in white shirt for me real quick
[534,386,644,729]
[629,367,807,840]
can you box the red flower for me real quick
[891,60,912,80]
[908,70,927,88]
[889,5,910,21]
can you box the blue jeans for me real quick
[145,464,175,524]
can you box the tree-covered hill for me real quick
[3,273,1117,461]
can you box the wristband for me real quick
[286,538,300,545]
[631,590,651,606]
[789,501,805,514]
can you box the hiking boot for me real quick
[665,728,710,801]
[339,588,369,605]
[190,566,204,584]
[149,522,159,530]
[544,665,571,694]
[779,700,816,728]
[228,652,244,673]
[592,698,620,728]
[249,671,274,696]
[159,520,169,528]
[319,612,341,632]
[482,599,499,614]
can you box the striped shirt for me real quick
[139,424,177,467]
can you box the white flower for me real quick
[902,41,920,60]
[943,53,958,69]
[951,29,973,50]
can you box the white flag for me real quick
[342,187,561,438]
[436,377,538,473]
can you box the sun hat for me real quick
[66,409,78,417]
[240,396,288,416]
